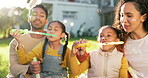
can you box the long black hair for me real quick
[42,21,69,64]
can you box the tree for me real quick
[0,7,28,39]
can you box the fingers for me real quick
[29,61,41,74]
[10,29,22,42]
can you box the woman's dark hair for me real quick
[98,25,124,52]
[42,21,69,64]
[30,4,48,19]
[113,0,148,40]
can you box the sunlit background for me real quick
[0,0,27,8]
[0,0,118,77]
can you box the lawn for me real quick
[0,37,98,77]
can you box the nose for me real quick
[120,16,127,23]
[36,15,40,19]
[102,36,107,41]
[48,30,54,34]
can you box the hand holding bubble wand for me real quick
[33,57,40,78]
[11,29,57,37]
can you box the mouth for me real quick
[34,20,41,25]
[123,25,129,29]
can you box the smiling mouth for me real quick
[34,20,41,24]
[123,26,129,29]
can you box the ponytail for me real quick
[42,37,48,58]
[60,32,69,64]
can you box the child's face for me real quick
[98,27,119,52]
[47,22,65,42]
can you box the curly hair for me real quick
[113,0,148,32]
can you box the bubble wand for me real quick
[75,41,124,48]
[97,41,124,45]
[11,29,57,37]
[33,57,40,78]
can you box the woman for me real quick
[113,0,148,77]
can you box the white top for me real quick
[88,48,123,78]
[125,34,148,78]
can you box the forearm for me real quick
[9,40,29,76]
[69,55,89,76]
[77,51,89,63]
[17,47,35,64]
[10,63,29,76]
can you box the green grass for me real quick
[0,38,13,78]
[0,37,98,77]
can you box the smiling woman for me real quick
[0,0,27,8]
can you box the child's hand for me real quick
[71,39,88,57]
[77,39,88,56]
[10,29,22,43]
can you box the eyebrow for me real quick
[32,11,46,15]
[120,12,133,15]
[125,12,133,15]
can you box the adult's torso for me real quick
[125,35,148,77]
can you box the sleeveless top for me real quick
[41,42,67,78]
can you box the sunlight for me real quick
[0,0,27,8]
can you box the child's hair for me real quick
[98,25,124,52]
[42,21,69,64]
[98,25,122,40]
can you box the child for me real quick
[70,25,128,78]
[10,21,77,78]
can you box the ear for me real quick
[141,13,147,22]
[28,16,31,23]
[45,19,48,24]
[61,33,66,38]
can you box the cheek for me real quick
[108,38,115,42]
[131,19,137,21]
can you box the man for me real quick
[7,4,48,78]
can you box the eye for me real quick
[107,34,112,37]
[55,29,59,31]
[48,28,52,31]
[40,14,45,17]
[32,13,37,16]
[100,35,103,38]
[127,15,132,18]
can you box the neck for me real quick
[49,41,62,50]
[130,31,147,40]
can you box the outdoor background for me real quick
[0,0,119,77]
[0,1,98,77]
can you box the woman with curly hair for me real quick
[113,0,148,77]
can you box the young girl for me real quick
[70,25,128,78]
[10,21,77,78]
